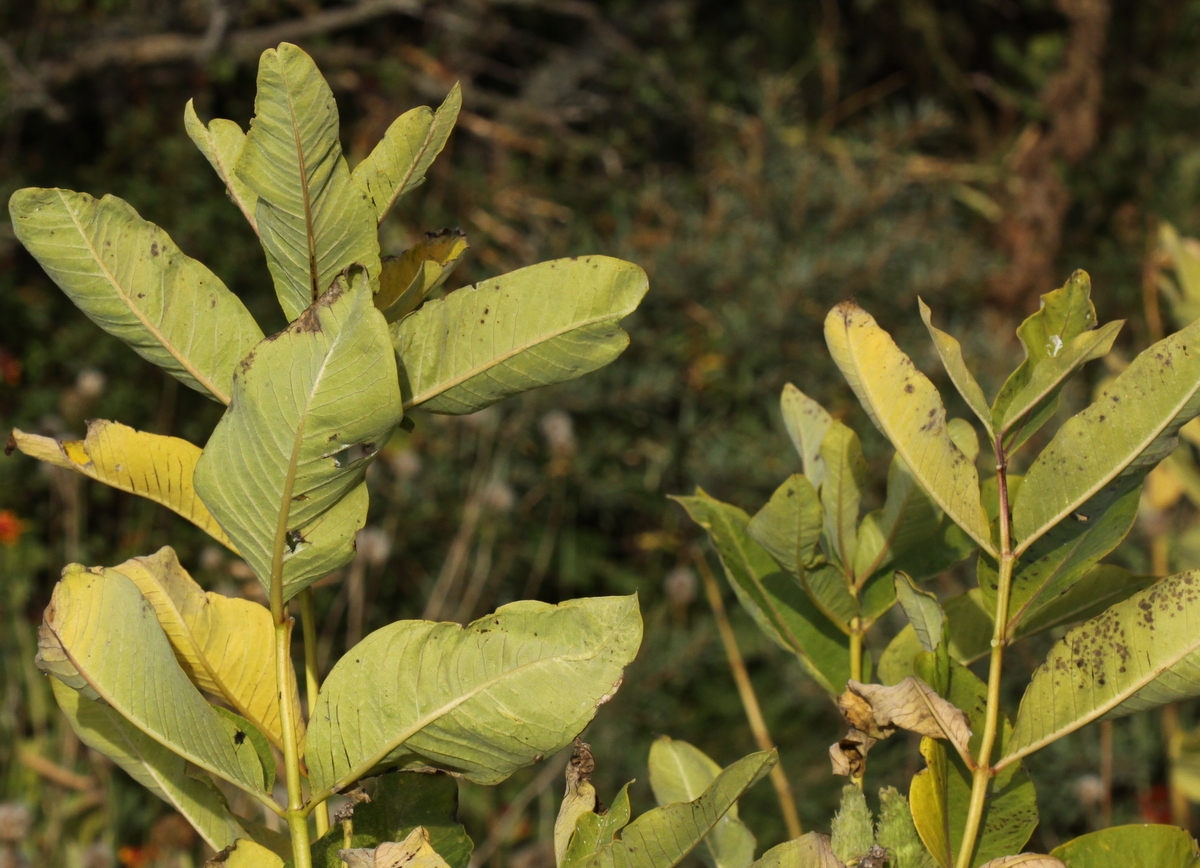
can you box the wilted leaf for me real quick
[977,856,1065,868]
[780,384,832,487]
[10,421,234,551]
[353,83,461,224]
[673,490,850,693]
[1004,570,1200,768]
[111,547,301,749]
[375,230,469,323]
[237,43,380,319]
[825,301,994,556]
[194,270,400,600]
[305,595,641,795]
[339,828,452,868]
[648,736,756,868]
[393,256,647,414]
[919,299,993,434]
[37,565,270,797]
[1012,316,1200,551]
[1051,824,1200,868]
[52,679,247,852]
[747,473,822,578]
[8,188,263,404]
[838,678,971,759]
[577,751,775,868]
[184,101,259,233]
[748,834,842,868]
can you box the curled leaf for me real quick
[339,827,452,868]
[977,856,1065,868]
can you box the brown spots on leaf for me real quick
[150,242,159,257]
[904,383,915,394]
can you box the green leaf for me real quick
[648,737,756,868]
[1003,570,1200,768]
[803,561,861,629]
[50,678,248,852]
[879,591,993,684]
[819,421,866,571]
[825,301,994,556]
[854,453,944,583]
[998,271,1099,449]
[393,256,647,414]
[997,484,1140,633]
[830,784,874,863]
[780,384,833,487]
[673,490,851,693]
[876,786,937,868]
[36,565,270,797]
[1016,564,1158,639]
[1051,825,1200,868]
[8,188,263,405]
[305,595,642,795]
[307,773,472,868]
[1011,316,1200,551]
[919,299,993,435]
[895,572,945,653]
[184,100,259,233]
[353,83,462,224]
[212,707,275,791]
[747,474,822,578]
[194,270,400,600]
[375,230,470,323]
[237,43,380,320]
[579,750,775,868]
[562,783,634,868]
[748,834,842,868]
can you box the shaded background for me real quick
[2,0,1199,864]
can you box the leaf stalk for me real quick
[299,588,329,839]
[956,440,1014,868]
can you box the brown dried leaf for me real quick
[338,827,451,868]
[977,855,1066,868]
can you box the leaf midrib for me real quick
[402,296,629,409]
[58,190,230,405]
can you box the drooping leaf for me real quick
[839,678,972,760]
[825,301,994,556]
[578,751,775,868]
[111,547,302,750]
[648,737,756,868]
[998,483,1140,632]
[51,679,247,852]
[919,300,993,434]
[353,83,462,224]
[1012,316,1200,551]
[748,834,842,868]
[1051,824,1200,868]
[8,188,263,404]
[194,270,400,600]
[747,474,822,578]
[1004,570,1200,767]
[375,230,470,323]
[305,595,642,795]
[9,421,234,550]
[307,772,471,868]
[184,101,259,233]
[393,256,647,414]
[876,785,937,868]
[819,421,866,571]
[895,572,946,654]
[339,827,452,868]
[830,784,874,864]
[673,490,851,693]
[780,384,832,487]
[237,42,380,320]
[37,565,270,797]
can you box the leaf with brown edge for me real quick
[339,827,452,868]
[10,421,234,551]
[111,547,302,750]
[838,678,972,762]
[824,301,994,557]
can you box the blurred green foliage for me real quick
[7,0,1200,865]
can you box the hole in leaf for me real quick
[332,442,375,468]
[285,530,304,552]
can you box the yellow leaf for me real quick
[113,547,303,750]
[9,420,235,552]
[825,301,994,556]
[206,838,285,868]
[910,737,951,868]
[376,229,470,323]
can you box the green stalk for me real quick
[299,589,330,839]
[955,439,1014,868]
[275,614,311,868]
[849,620,864,684]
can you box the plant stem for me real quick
[695,550,804,839]
[849,620,864,684]
[955,439,1014,868]
[299,589,329,839]
[274,613,312,868]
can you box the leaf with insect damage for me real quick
[375,230,470,323]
